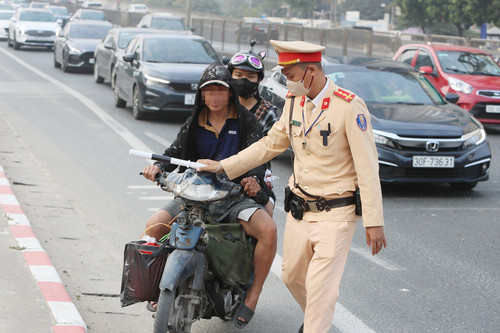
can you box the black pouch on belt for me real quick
[355,188,362,216]
[284,186,292,212]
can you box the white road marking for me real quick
[29,265,63,283]
[144,131,171,147]
[0,48,380,333]
[350,243,405,271]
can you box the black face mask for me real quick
[233,78,259,98]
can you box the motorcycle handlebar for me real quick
[129,149,206,169]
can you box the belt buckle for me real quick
[306,201,321,213]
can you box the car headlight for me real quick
[373,131,396,148]
[144,73,170,87]
[448,77,473,94]
[19,26,26,34]
[463,128,486,148]
[67,44,81,55]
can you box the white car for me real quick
[128,3,148,13]
[7,8,59,50]
[0,9,14,40]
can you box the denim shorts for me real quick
[161,195,265,223]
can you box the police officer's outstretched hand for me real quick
[366,226,387,256]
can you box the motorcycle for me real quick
[129,150,253,333]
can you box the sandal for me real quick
[234,302,254,329]
[146,301,157,312]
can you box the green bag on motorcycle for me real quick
[205,223,254,287]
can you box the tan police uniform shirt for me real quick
[221,78,384,227]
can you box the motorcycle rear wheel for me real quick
[154,278,198,333]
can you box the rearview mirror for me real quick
[419,66,436,76]
[122,54,135,63]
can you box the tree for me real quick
[394,0,443,33]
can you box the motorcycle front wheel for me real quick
[154,277,198,333]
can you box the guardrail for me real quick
[60,5,500,59]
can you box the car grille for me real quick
[169,83,198,93]
[476,90,500,98]
[391,137,464,152]
[384,167,461,178]
[26,30,54,37]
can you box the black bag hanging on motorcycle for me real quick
[120,240,170,307]
[205,223,254,287]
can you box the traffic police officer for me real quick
[198,40,386,333]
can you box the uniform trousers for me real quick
[282,214,357,333]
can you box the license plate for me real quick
[89,58,94,64]
[485,105,500,113]
[184,94,195,105]
[412,156,454,168]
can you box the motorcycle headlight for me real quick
[373,131,396,148]
[448,77,473,94]
[67,44,81,55]
[144,73,170,87]
[463,128,486,148]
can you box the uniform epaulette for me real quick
[286,91,295,98]
[334,88,355,102]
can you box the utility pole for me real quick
[186,0,192,28]
[330,0,337,28]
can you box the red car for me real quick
[393,44,500,124]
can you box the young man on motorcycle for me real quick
[141,62,277,329]
[228,42,280,218]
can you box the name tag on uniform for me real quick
[290,120,302,126]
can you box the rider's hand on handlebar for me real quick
[142,165,161,182]
[240,177,261,197]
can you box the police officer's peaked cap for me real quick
[270,40,325,70]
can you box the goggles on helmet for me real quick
[230,53,263,71]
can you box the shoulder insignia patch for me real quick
[356,114,367,132]
[334,88,355,102]
[286,91,294,98]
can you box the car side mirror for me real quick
[104,42,113,49]
[10,17,16,22]
[56,18,63,26]
[445,92,460,104]
[122,54,135,63]
[419,66,436,76]
[222,56,230,65]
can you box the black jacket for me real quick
[156,63,268,202]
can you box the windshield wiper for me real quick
[445,67,468,74]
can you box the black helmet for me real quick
[228,40,267,81]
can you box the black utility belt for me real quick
[284,186,360,220]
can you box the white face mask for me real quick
[286,67,314,96]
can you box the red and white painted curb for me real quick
[0,166,87,333]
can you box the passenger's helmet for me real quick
[227,40,267,81]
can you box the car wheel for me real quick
[132,85,147,120]
[53,52,61,68]
[13,35,20,50]
[7,35,12,47]
[94,60,104,83]
[113,79,126,108]
[110,65,116,89]
[61,52,70,73]
[449,182,477,190]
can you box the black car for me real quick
[93,27,163,86]
[53,20,112,72]
[113,34,221,119]
[259,58,491,189]
[237,18,279,44]
[136,12,192,34]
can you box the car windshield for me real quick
[143,38,219,64]
[19,10,55,22]
[80,11,106,20]
[328,69,444,105]
[0,12,13,19]
[150,17,186,30]
[118,31,142,49]
[48,7,68,15]
[68,24,110,39]
[437,51,500,76]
